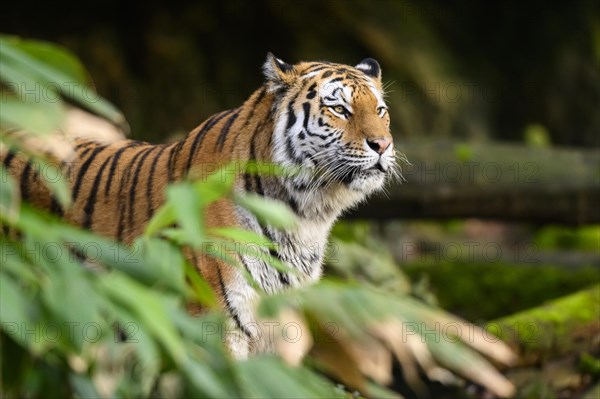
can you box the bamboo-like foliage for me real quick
[1,37,516,398]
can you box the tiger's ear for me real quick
[355,58,381,81]
[263,52,296,91]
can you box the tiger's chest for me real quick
[235,205,333,294]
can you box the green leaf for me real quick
[49,222,172,288]
[133,237,187,293]
[235,193,297,229]
[144,203,176,237]
[192,167,236,205]
[26,236,100,349]
[158,227,191,245]
[25,156,71,207]
[0,166,19,224]
[208,227,298,276]
[0,272,33,329]
[0,244,39,284]
[184,261,218,308]
[108,304,162,382]
[167,183,205,246]
[427,338,515,398]
[0,140,71,208]
[236,355,343,398]
[98,273,187,365]
[13,37,89,84]
[0,95,66,135]
[209,227,273,248]
[69,373,101,399]
[182,358,240,398]
[0,35,127,130]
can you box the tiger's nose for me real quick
[366,137,393,155]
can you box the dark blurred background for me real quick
[4,0,599,146]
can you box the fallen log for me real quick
[486,284,600,366]
[347,141,600,225]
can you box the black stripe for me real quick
[243,171,254,193]
[78,147,93,160]
[167,132,192,181]
[318,135,340,147]
[284,133,303,164]
[19,162,32,203]
[74,141,93,150]
[82,154,114,228]
[243,129,258,193]
[104,144,138,198]
[305,63,332,72]
[72,145,107,203]
[126,146,157,231]
[3,152,18,235]
[286,97,298,129]
[275,258,290,285]
[215,109,241,152]
[328,77,344,84]
[185,110,234,173]
[322,70,333,78]
[238,256,253,280]
[287,196,300,215]
[290,180,309,191]
[243,88,267,127]
[243,115,273,195]
[302,102,311,129]
[283,94,303,163]
[166,141,181,182]
[116,148,148,242]
[261,227,290,286]
[305,66,329,74]
[146,145,169,219]
[231,89,268,151]
[306,83,317,99]
[216,267,253,339]
[305,127,329,138]
[252,174,264,196]
[2,151,16,169]
[249,130,264,196]
[49,196,63,217]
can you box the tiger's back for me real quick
[2,53,398,357]
[2,87,274,241]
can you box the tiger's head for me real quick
[263,53,398,212]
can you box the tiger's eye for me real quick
[333,105,346,114]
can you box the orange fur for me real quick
[2,55,396,357]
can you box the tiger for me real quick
[1,53,398,358]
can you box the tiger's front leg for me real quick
[202,256,275,359]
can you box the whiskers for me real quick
[382,80,395,99]
[297,147,354,210]
[283,143,409,214]
[389,147,410,184]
